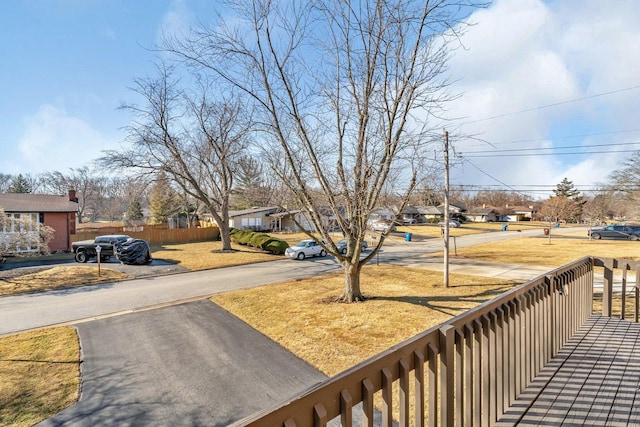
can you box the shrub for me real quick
[248,233,272,248]
[233,229,253,245]
[263,239,289,255]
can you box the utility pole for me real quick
[443,129,450,288]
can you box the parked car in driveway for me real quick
[369,220,397,232]
[72,234,152,265]
[335,239,368,254]
[438,219,461,228]
[588,225,640,240]
[285,239,327,260]
[72,234,132,263]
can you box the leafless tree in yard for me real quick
[100,64,250,251]
[41,167,93,223]
[166,0,481,301]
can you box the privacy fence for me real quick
[72,224,220,245]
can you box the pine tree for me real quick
[7,174,33,193]
[126,199,144,220]
[553,178,582,201]
[148,173,180,225]
[547,177,584,223]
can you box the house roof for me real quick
[269,209,304,219]
[227,206,279,218]
[468,207,500,215]
[416,206,443,215]
[0,193,78,213]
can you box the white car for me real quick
[285,239,327,260]
[438,219,461,228]
[369,220,397,232]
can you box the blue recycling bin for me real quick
[502,224,508,231]
[405,232,412,242]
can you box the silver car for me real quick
[335,239,368,254]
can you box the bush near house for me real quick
[230,228,289,255]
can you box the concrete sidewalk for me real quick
[394,256,553,282]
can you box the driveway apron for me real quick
[39,300,327,426]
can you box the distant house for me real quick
[467,207,500,223]
[270,207,345,233]
[0,190,79,253]
[417,206,443,221]
[400,206,422,223]
[226,206,280,231]
[370,207,396,222]
[269,210,314,232]
[508,205,538,222]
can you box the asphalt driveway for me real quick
[39,300,327,426]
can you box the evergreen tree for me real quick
[126,199,144,220]
[553,178,582,201]
[7,174,33,193]
[548,178,584,222]
[148,173,181,224]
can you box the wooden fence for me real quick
[234,256,636,427]
[72,226,220,245]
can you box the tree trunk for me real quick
[340,262,365,302]
[218,220,232,251]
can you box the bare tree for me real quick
[40,167,103,223]
[539,196,582,224]
[0,173,13,192]
[166,0,478,301]
[101,64,250,250]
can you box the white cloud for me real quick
[157,0,194,43]
[2,104,116,175]
[442,0,640,197]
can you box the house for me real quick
[399,205,421,223]
[369,207,396,222]
[269,210,314,232]
[466,207,500,223]
[270,206,345,232]
[508,205,538,222]
[416,205,443,221]
[226,206,279,231]
[0,190,78,253]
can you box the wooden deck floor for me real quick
[497,315,640,426]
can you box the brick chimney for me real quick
[68,188,78,202]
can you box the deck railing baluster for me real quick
[236,257,640,427]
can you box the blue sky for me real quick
[2,0,640,198]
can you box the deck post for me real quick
[440,325,455,427]
[602,258,614,317]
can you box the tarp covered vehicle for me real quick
[114,238,153,265]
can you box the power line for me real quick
[468,128,640,147]
[461,148,639,158]
[462,141,640,155]
[462,84,640,125]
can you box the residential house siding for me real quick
[0,191,78,253]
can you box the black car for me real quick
[588,225,640,240]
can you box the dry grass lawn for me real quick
[212,264,517,376]
[445,232,640,267]
[150,240,279,270]
[0,327,80,427]
[0,266,129,296]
